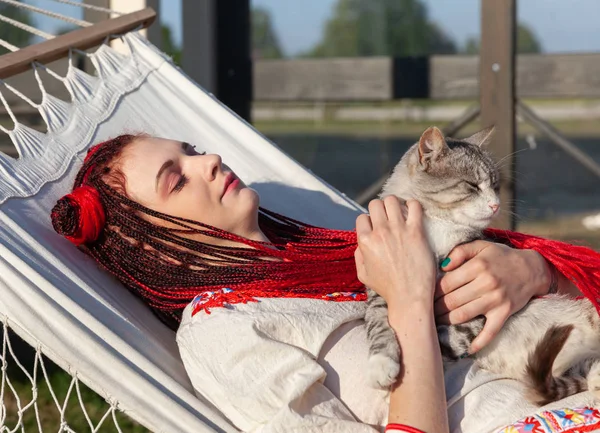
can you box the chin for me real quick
[240,187,260,208]
[453,211,493,229]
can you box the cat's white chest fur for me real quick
[423,215,472,260]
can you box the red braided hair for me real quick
[50,135,600,330]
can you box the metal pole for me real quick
[517,101,600,179]
[480,0,517,230]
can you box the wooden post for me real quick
[480,0,517,230]
[182,0,252,122]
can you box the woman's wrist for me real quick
[387,302,435,336]
[526,250,554,297]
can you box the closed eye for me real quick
[172,174,189,193]
[465,181,480,191]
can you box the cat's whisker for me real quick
[494,148,530,167]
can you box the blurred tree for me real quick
[516,23,542,54]
[162,24,182,66]
[252,7,283,59]
[0,4,33,55]
[463,36,479,55]
[161,7,283,66]
[462,23,542,54]
[305,0,456,58]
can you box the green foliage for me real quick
[161,7,283,66]
[252,7,283,59]
[462,23,543,54]
[305,0,456,58]
[0,4,33,55]
[517,23,542,54]
[162,24,182,66]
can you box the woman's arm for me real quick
[355,198,448,433]
[545,258,581,297]
[386,305,447,432]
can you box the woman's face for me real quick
[117,137,261,239]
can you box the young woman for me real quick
[51,134,599,433]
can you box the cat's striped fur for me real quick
[365,126,600,406]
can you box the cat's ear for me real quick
[464,125,495,148]
[418,126,448,165]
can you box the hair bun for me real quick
[51,186,105,246]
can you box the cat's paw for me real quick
[368,353,401,389]
[587,361,600,398]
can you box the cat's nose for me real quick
[489,203,500,214]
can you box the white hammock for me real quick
[0,21,363,433]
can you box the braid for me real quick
[51,135,600,331]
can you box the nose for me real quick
[489,203,500,214]
[203,154,222,181]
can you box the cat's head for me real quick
[383,126,500,229]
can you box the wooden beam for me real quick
[254,57,394,101]
[253,52,600,101]
[0,8,156,80]
[480,0,517,230]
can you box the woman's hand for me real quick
[354,197,436,311]
[435,240,551,353]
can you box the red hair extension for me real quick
[50,134,600,330]
[51,186,105,246]
[485,228,600,313]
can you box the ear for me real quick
[418,126,448,165]
[464,125,495,148]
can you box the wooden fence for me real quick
[253,53,600,101]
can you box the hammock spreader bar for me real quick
[0,7,156,80]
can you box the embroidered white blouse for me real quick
[176,297,597,433]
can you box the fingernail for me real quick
[440,257,451,268]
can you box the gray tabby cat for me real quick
[365,126,600,405]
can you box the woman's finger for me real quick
[435,259,481,300]
[469,310,506,354]
[382,195,404,223]
[434,280,486,317]
[356,213,373,238]
[440,240,490,272]
[436,295,493,325]
[354,248,366,281]
[405,200,423,227]
[368,199,388,227]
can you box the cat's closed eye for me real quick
[465,181,480,191]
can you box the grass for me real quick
[1,331,149,432]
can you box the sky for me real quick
[24,0,600,56]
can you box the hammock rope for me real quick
[0,318,131,432]
[50,0,123,16]
[0,0,92,28]
[0,12,55,41]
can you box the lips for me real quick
[222,173,239,198]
